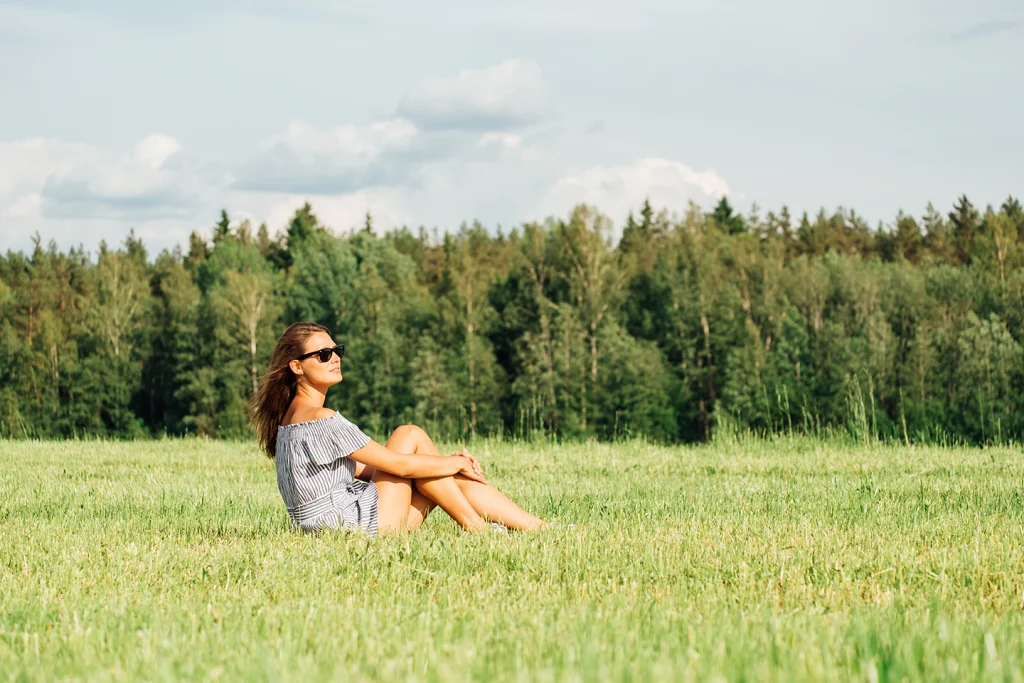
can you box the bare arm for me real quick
[284,406,486,483]
[350,439,486,483]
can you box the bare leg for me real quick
[386,425,547,531]
[406,488,434,530]
[354,462,375,481]
[386,425,482,531]
[386,425,487,531]
[371,469,415,534]
[370,468,436,533]
[453,474,548,530]
[413,476,487,531]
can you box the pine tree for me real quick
[236,219,253,246]
[256,223,273,257]
[893,211,923,264]
[949,195,980,265]
[288,203,318,244]
[185,231,209,271]
[213,209,231,243]
[279,203,321,270]
[1001,196,1023,238]
[712,196,746,234]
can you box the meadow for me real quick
[1,436,1023,682]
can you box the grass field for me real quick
[2,436,1023,682]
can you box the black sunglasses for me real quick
[296,344,345,363]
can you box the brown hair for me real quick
[249,321,330,458]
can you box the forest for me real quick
[2,194,1023,445]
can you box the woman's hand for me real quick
[455,447,482,474]
[453,448,487,484]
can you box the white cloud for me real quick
[396,59,550,131]
[3,193,42,219]
[232,116,531,197]
[1,127,733,256]
[0,53,735,256]
[233,59,554,198]
[133,133,182,170]
[232,119,420,194]
[0,134,217,254]
[38,133,209,220]
[541,157,730,226]
[255,190,414,236]
[226,121,558,236]
[0,138,96,199]
[0,58,562,254]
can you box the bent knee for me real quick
[390,423,426,443]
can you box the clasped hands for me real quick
[451,447,487,484]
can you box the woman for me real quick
[250,321,549,536]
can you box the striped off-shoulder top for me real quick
[274,411,378,534]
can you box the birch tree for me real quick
[87,248,147,360]
[558,205,625,431]
[212,270,280,395]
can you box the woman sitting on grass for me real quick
[250,321,549,536]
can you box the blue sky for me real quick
[1,0,1021,255]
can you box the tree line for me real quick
[2,194,1023,445]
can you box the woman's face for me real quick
[292,331,343,387]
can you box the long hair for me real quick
[249,321,330,458]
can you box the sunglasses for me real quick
[296,344,345,364]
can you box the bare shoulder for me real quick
[312,407,338,421]
[280,404,338,426]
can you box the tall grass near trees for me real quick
[2,437,1023,681]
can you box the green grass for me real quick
[2,436,1024,682]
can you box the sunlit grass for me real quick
[2,437,1023,681]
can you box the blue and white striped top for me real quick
[274,411,378,535]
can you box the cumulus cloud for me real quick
[133,133,181,170]
[232,60,554,199]
[0,134,218,253]
[2,128,732,255]
[232,117,530,196]
[396,59,550,131]
[229,136,549,238]
[38,133,208,220]
[0,138,96,199]
[0,58,736,255]
[541,157,730,227]
[232,119,422,194]
[3,193,42,219]
[255,189,414,236]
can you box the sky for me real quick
[0,0,1021,256]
